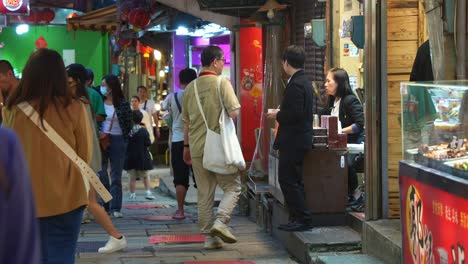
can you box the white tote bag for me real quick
[193,77,243,174]
[217,80,246,170]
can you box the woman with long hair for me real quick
[98,74,132,218]
[2,48,93,264]
[66,64,127,253]
[323,67,365,208]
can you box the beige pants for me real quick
[191,157,241,234]
[127,170,148,179]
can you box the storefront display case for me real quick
[399,80,468,264]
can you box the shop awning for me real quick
[66,5,119,32]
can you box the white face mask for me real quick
[100,86,109,96]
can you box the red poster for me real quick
[400,175,468,264]
[239,23,263,161]
[0,0,29,15]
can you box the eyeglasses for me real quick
[216,58,226,63]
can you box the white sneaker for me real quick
[204,235,223,250]
[210,220,237,244]
[145,190,155,200]
[129,193,136,201]
[112,212,123,218]
[98,236,127,253]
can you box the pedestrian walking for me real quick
[182,46,242,249]
[0,127,41,264]
[124,110,155,201]
[2,48,93,264]
[66,64,128,253]
[162,68,198,219]
[98,74,133,218]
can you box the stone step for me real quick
[298,226,362,253]
[309,254,384,264]
[363,219,402,264]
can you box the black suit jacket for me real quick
[273,70,314,151]
[323,94,365,144]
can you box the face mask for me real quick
[100,86,109,96]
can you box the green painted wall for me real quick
[0,26,109,83]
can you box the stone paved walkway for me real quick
[75,169,299,264]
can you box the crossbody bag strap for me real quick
[174,92,182,113]
[17,102,112,203]
[216,77,225,113]
[193,80,209,129]
[108,110,116,132]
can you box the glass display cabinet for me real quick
[399,80,468,264]
[400,80,468,179]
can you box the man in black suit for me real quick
[267,45,314,231]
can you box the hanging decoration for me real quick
[128,8,150,29]
[41,8,55,24]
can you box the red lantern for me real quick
[120,1,134,21]
[41,8,55,24]
[117,37,132,48]
[27,9,40,24]
[128,8,150,29]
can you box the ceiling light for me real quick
[154,50,162,61]
[176,26,189,35]
[15,24,28,35]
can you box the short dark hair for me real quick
[329,68,353,98]
[86,68,94,82]
[132,109,143,124]
[201,45,223,67]
[282,45,305,69]
[137,85,147,92]
[131,95,140,101]
[0,60,13,74]
[66,63,89,102]
[179,68,197,85]
[66,63,87,84]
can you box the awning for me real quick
[66,5,118,32]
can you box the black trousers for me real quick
[278,148,312,223]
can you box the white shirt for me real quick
[162,91,185,142]
[139,109,155,143]
[102,104,123,135]
[331,98,343,133]
[139,99,157,126]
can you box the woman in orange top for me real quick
[2,49,93,264]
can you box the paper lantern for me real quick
[119,1,133,21]
[41,8,55,24]
[117,37,131,48]
[26,9,40,24]
[128,8,150,29]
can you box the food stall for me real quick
[399,80,468,263]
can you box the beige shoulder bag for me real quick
[18,102,112,203]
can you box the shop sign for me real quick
[35,36,47,49]
[401,175,468,264]
[0,0,29,15]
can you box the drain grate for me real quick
[123,204,170,209]
[76,241,106,253]
[141,215,174,221]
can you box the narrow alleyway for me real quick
[75,168,299,264]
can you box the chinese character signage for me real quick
[401,173,468,264]
[0,0,29,15]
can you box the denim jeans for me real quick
[39,206,84,264]
[99,135,127,213]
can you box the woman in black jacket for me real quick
[323,68,365,207]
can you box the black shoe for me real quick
[348,194,364,206]
[278,221,297,230]
[279,222,313,232]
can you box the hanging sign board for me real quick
[0,0,29,15]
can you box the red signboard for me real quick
[239,22,263,161]
[0,0,29,15]
[35,36,47,49]
[400,174,468,264]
